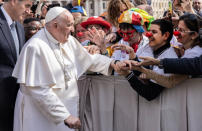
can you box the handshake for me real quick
[111,56,161,76]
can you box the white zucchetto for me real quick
[45,7,67,24]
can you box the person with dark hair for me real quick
[117,19,177,100]
[30,1,38,16]
[23,17,42,41]
[0,1,32,131]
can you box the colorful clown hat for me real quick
[70,6,87,16]
[129,8,154,30]
[118,10,144,33]
[81,16,111,30]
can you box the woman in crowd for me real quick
[107,0,134,29]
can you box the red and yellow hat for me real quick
[118,10,144,33]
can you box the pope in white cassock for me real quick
[12,7,117,131]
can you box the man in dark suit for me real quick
[0,0,32,130]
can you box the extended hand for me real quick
[84,45,101,54]
[135,56,160,66]
[113,60,131,76]
[130,61,144,71]
[104,32,117,43]
[64,115,81,129]
[86,27,106,47]
[111,44,136,59]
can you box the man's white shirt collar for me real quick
[1,6,13,29]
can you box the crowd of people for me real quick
[0,0,202,131]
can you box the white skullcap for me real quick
[45,7,67,24]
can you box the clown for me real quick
[111,10,150,61]
[80,16,111,55]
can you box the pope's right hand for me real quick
[64,115,81,129]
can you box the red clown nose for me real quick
[123,37,130,41]
[173,31,181,36]
[145,32,153,38]
[77,32,83,37]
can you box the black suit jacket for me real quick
[0,6,25,131]
[162,55,202,75]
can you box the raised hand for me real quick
[111,44,136,59]
[84,45,101,55]
[86,27,107,54]
[104,32,117,43]
[86,27,105,47]
[181,0,195,13]
[64,115,81,129]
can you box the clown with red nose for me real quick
[79,16,111,54]
[111,9,153,62]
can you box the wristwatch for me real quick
[158,59,164,69]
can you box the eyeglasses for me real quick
[118,29,136,38]
[175,28,195,34]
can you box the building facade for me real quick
[85,0,108,16]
